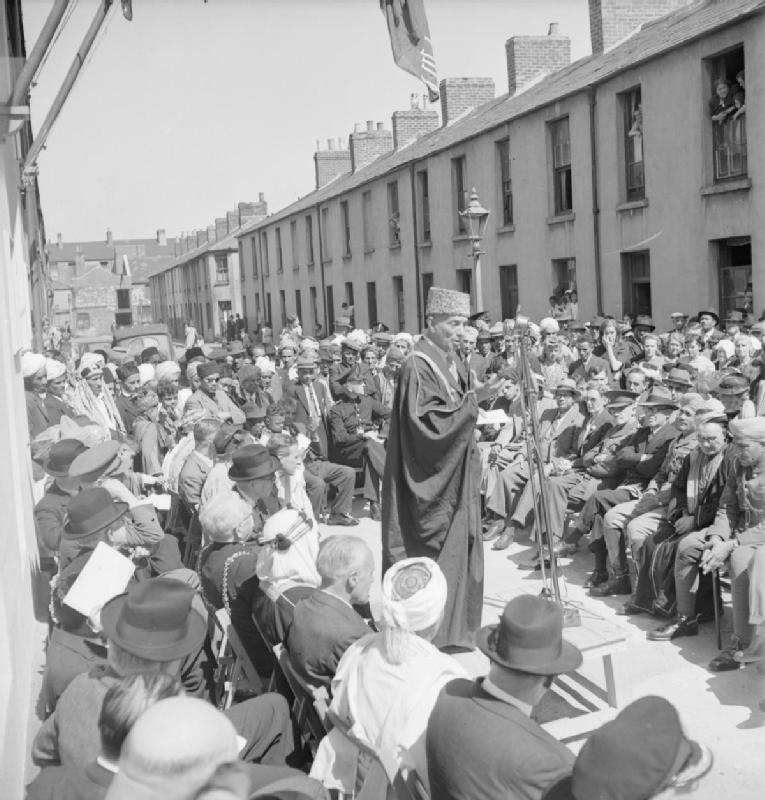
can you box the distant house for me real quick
[47,229,177,337]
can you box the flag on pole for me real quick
[380,0,439,102]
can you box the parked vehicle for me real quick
[112,323,175,361]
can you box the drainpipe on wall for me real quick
[315,203,329,332]
[588,85,604,315]
[409,163,423,331]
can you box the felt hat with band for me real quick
[476,595,582,676]
[44,439,88,478]
[63,487,129,539]
[664,367,694,388]
[100,578,206,661]
[68,440,122,480]
[228,444,280,481]
[605,390,639,409]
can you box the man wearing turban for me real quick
[383,287,503,649]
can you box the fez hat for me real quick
[64,487,128,539]
[476,595,582,676]
[100,578,206,661]
[184,346,205,363]
[542,696,712,800]
[228,444,280,481]
[197,361,221,380]
[45,439,88,478]
[69,440,122,481]
[426,286,470,317]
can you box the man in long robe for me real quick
[382,287,502,649]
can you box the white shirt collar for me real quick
[96,755,119,774]
[481,677,534,717]
[320,588,354,610]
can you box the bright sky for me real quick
[22,0,591,241]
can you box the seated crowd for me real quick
[22,305,752,799]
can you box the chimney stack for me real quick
[207,224,216,242]
[314,139,352,189]
[215,218,227,240]
[226,210,239,232]
[156,228,167,246]
[439,78,495,127]
[349,121,393,172]
[506,26,570,96]
[56,233,63,248]
[392,100,439,149]
[106,228,113,246]
[588,0,692,55]
[238,201,265,227]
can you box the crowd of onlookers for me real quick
[21,303,756,799]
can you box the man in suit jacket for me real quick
[427,595,581,800]
[178,418,222,509]
[283,357,358,525]
[490,379,584,550]
[328,377,390,520]
[568,334,608,384]
[183,361,245,425]
[285,535,374,687]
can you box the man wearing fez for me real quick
[383,287,503,649]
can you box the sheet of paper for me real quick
[147,492,172,511]
[477,409,513,426]
[63,541,135,617]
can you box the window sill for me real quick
[701,177,751,196]
[389,242,402,251]
[364,247,375,256]
[546,212,575,226]
[497,224,516,235]
[214,281,230,287]
[342,254,352,262]
[418,240,433,249]
[616,198,648,212]
[321,259,333,266]
[292,265,299,272]
[306,262,315,270]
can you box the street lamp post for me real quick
[459,188,490,313]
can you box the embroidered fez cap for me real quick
[425,286,470,318]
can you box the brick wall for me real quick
[226,210,239,232]
[349,123,394,172]
[215,218,227,240]
[439,78,495,126]
[589,0,692,54]
[392,108,440,148]
[314,144,352,189]
[506,34,570,95]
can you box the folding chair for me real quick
[209,608,263,708]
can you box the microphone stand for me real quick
[513,314,581,627]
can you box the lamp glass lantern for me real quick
[460,187,490,252]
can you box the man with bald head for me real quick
[285,535,375,687]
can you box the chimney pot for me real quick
[157,228,167,246]
[315,139,320,150]
[259,192,265,202]
[56,233,63,247]
[423,93,428,108]
[410,93,420,110]
[328,139,335,151]
[549,22,559,35]
[354,122,362,133]
[106,228,113,246]
[366,120,374,131]
[377,122,384,131]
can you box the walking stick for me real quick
[712,569,722,650]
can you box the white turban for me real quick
[186,361,201,382]
[393,332,413,345]
[45,358,67,381]
[539,317,560,334]
[380,557,447,634]
[254,356,275,375]
[138,364,155,386]
[155,361,181,383]
[22,352,46,378]
[715,339,735,359]
[346,329,369,348]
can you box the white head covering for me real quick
[539,317,560,334]
[716,339,735,359]
[346,329,369,348]
[138,363,155,386]
[22,352,46,378]
[256,508,320,600]
[254,356,275,375]
[380,557,447,634]
[154,361,181,383]
[77,352,103,377]
[45,357,67,381]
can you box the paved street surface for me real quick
[333,498,764,800]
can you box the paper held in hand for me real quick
[63,541,135,617]
[477,409,513,426]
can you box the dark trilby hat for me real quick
[63,487,128,539]
[476,595,582,676]
[604,390,638,409]
[45,439,88,478]
[638,387,677,408]
[697,307,719,325]
[664,366,694,388]
[100,577,206,661]
[69,440,122,481]
[228,444,280,481]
